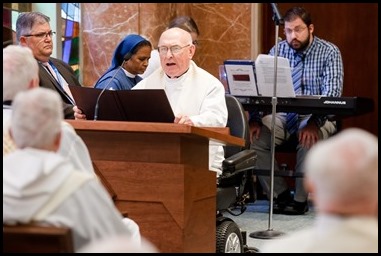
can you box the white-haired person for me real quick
[133,27,227,175]
[141,15,200,79]
[261,128,378,253]
[3,44,94,176]
[3,88,145,252]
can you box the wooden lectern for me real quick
[66,120,244,253]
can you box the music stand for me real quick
[249,3,285,239]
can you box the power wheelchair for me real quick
[216,94,258,253]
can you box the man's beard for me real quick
[288,33,310,52]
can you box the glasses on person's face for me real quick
[158,44,190,55]
[23,30,56,39]
[284,26,308,36]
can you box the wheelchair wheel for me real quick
[216,220,243,253]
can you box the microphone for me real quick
[270,3,284,25]
[93,59,126,121]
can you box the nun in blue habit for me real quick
[94,34,152,90]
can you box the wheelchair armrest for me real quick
[222,149,257,175]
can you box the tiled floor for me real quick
[224,200,316,252]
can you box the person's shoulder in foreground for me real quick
[78,235,159,253]
[260,128,378,253]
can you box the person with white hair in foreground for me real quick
[261,128,378,253]
[3,88,147,252]
[3,44,94,176]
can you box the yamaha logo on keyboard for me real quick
[323,100,346,105]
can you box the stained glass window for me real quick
[61,3,80,77]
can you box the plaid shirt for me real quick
[250,36,344,128]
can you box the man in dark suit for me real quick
[16,11,81,119]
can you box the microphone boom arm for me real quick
[270,3,284,25]
[93,60,126,121]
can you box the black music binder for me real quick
[69,86,175,123]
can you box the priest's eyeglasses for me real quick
[158,44,190,55]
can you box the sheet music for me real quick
[224,60,258,96]
[255,54,295,97]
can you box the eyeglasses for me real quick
[23,31,56,39]
[192,40,199,46]
[158,44,190,55]
[284,26,308,36]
